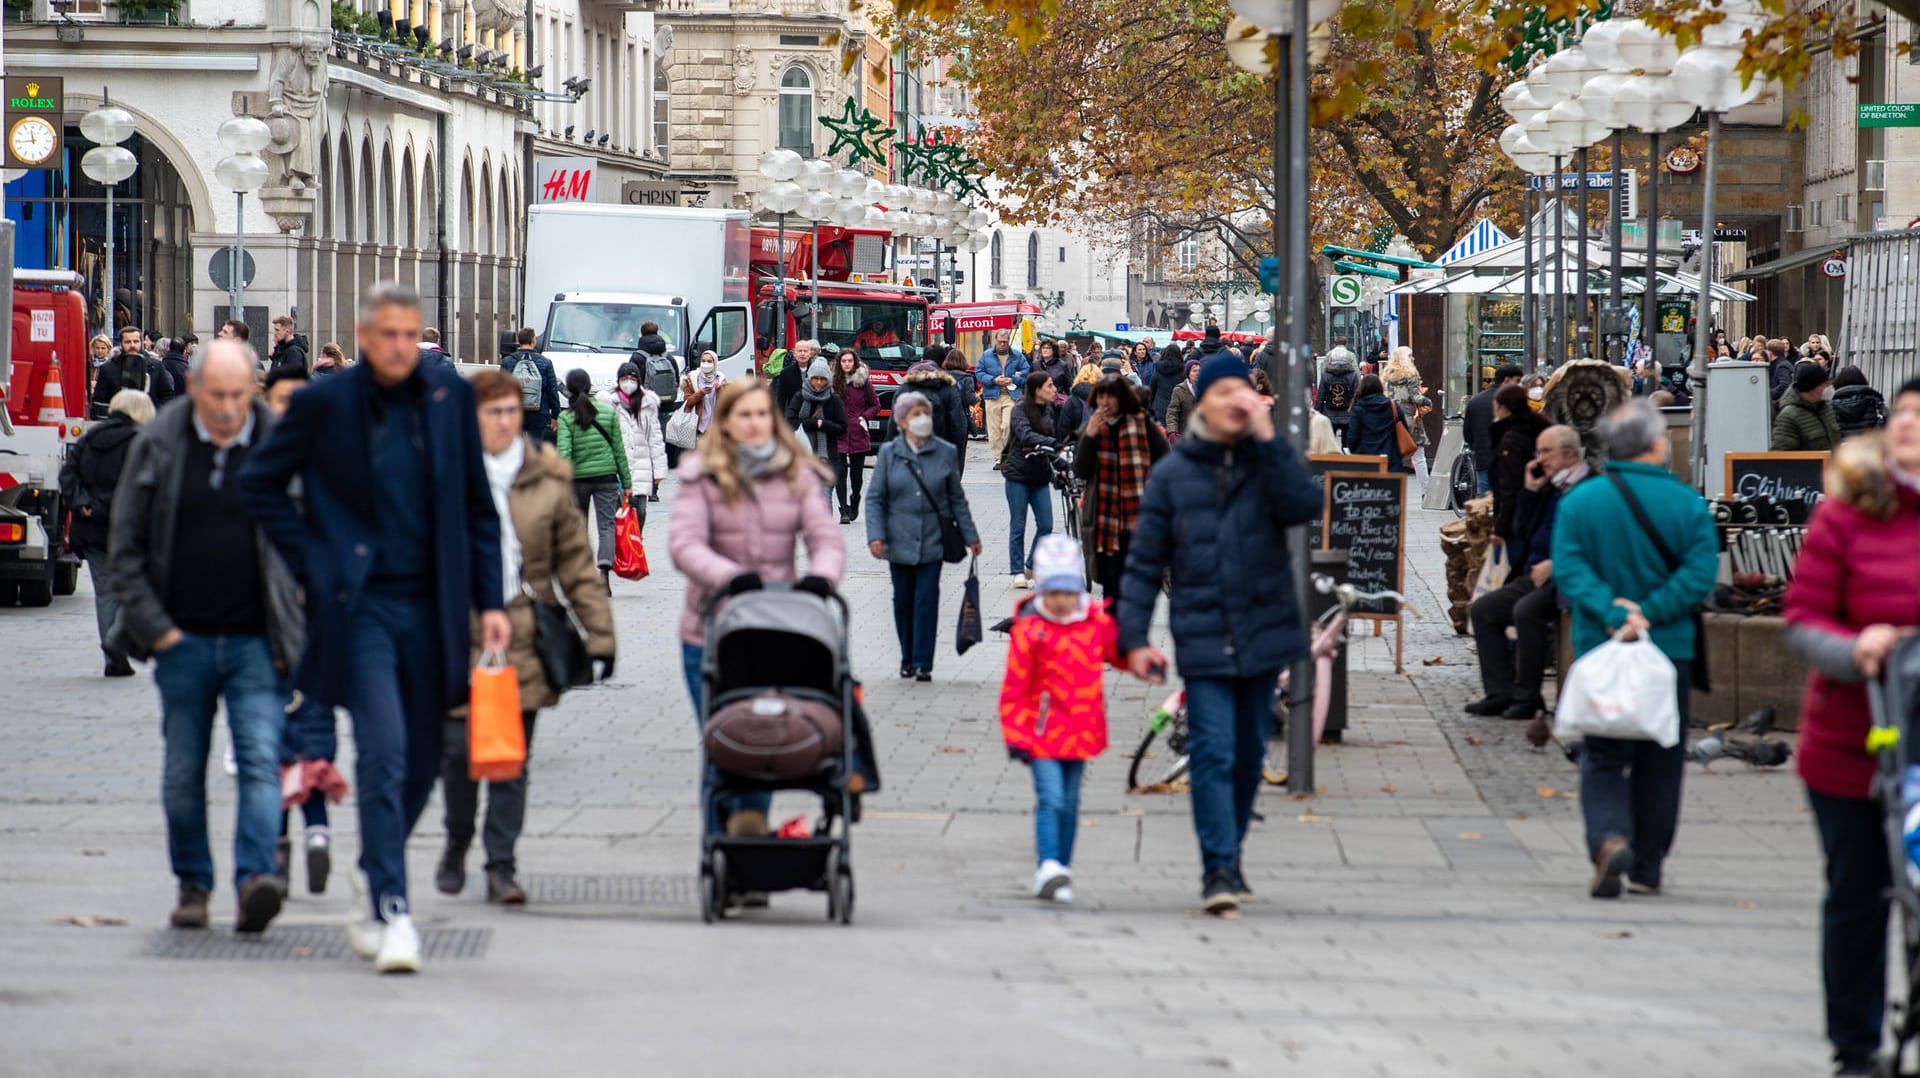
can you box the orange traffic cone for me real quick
[36,352,66,425]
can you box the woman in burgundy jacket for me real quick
[1783,376,1920,1077]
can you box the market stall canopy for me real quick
[1436,219,1515,265]
[930,300,1040,333]
[1723,243,1848,283]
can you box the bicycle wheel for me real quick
[1126,726,1160,790]
[1448,448,1477,517]
[1127,714,1190,789]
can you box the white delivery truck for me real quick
[521,204,755,397]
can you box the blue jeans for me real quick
[1474,469,1490,497]
[889,561,943,671]
[345,594,444,920]
[154,632,289,895]
[1184,670,1279,878]
[1030,758,1085,866]
[1004,479,1053,576]
[1579,661,1690,888]
[682,642,771,830]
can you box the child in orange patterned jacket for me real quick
[999,533,1119,904]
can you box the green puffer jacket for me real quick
[556,399,632,487]
[1770,389,1842,452]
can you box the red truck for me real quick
[1,268,89,606]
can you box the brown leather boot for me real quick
[170,885,210,929]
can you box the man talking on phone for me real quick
[1116,350,1322,916]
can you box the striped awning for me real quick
[1436,219,1514,265]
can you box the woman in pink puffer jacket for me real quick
[668,381,845,838]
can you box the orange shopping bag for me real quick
[469,650,525,781]
[612,494,649,580]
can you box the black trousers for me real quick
[1808,789,1890,1064]
[836,451,867,515]
[442,711,539,873]
[1093,534,1131,604]
[1469,575,1559,701]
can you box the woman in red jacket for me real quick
[1783,376,1920,1077]
[999,533,1118,905]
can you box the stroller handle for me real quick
[699,574,852,635]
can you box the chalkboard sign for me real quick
[1723,452,1828,524]
[1321,470,1407,616]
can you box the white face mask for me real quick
[699,361,716,377]
[1820,385,1835,401]
[906,414,934,438]
[1527,386,1544,401]
[618,379,639,394]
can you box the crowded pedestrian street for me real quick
[2,450,1834,1075]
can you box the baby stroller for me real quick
[697,578,858,924]
[1870,635,1920,1077]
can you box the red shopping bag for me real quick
[469,652,525,781]
[612,494,649,580]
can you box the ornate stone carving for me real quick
[470,0,522,33]
[732,46,754,95]
[260,186,320,235]
[265,41,325,191]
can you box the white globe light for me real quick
[1701,0,1768,48]
[1581,71,1631,130]
[862,206,887,229]
[1499,122,1529,159]
[1509,131,1556,176]
[882,184,911,209]
[1613,73,1695,133]
[908,188,934,213]
[800,190,837,222]
[963,208,991,231]
[758,148,803,182]
[1524,111,1569,157]
[1225,0,1341,33]
[829,167,865,198]
[797,158,835,192]
[1670,43,1764,113]
[1224,15,1276,76]
[1526,63,1567,109]
[1615,18,1680,76]
[860,178,886,206]
[1501,81,1542,123]
[757,178,805,214]
[79,106,136,147]
[832,198,867,228]
[80,144,138,185]
[1545,96,1607,150]
[1580,18,1627,74]
[214,152,269,193]
[1543,46,1600,100]
[217,116,272,155]
[961,231,990,254]
[1251,308,1272,324]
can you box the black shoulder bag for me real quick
[1605,472,1711,693]
[901,452,968,564]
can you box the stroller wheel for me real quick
[826,848,854,925]
[702,851,729,923]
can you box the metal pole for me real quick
[1523,185,1534,366]
[230,191,245,319]
[1284,4,1315,797]
[1609,128,1624,313]
[775,212,787,352]
[1689,111,1720,492]
[1576,147,1589,359]
[1643,132,1660,366]
[1543,154,1559,365]
[104,182,116,334]
[810,219,820,337]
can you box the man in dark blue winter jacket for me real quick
[1117,351,1323,916]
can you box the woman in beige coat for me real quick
[438,369,616,905]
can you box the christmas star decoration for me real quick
[1068,315,1087,332]
[819,96,894,168]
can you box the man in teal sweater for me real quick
[1551,399,1719,899]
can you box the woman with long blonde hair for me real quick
[1380,346,1432,497]
[668,381,844,845]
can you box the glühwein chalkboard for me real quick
[1321,470,1407,617]
[1723,452,1828,524]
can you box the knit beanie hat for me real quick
[1792,359,1828,394]
[1192,352,1252,402]
[807,358,832,382]
[1030,533,1086,595]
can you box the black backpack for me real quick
[642,350,679,402]
[116,353,148,393]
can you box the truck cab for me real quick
[755,280,934,441]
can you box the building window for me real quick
[1058,245,1066,262]
[1026,233,1039,288]
[1175,234,1198,272]
[990,230,1003,286]
[779,34,820,45]
[653,61,671,161]
[779,66,814,155]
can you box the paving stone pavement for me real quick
[0,440,1834,1077]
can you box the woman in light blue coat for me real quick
[866,391,982,682]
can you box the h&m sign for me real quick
[534,156,597,203]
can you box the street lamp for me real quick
[1545,82,1607,359]
[214,114,271,326]
[1671,37,1766,487]
[1612,69,1692,369]
[757,148,805,352]
[1580,17,1634,346]
[79,97,137,335]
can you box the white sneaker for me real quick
[1033,859,1070,900]
[1010,574,1031,589]
[345,870,382,960]
[1054,884,1074,904]
[375,912,421,975]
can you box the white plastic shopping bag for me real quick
[1471,543,1508,602]
[1552,633,1681,748]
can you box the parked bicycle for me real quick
[1448,445,1477,517]
[1126,576,1417,791]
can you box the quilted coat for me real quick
[998,596,1120,760]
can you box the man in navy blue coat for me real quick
[1117,352,1322,916]
[239,282,507,974]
